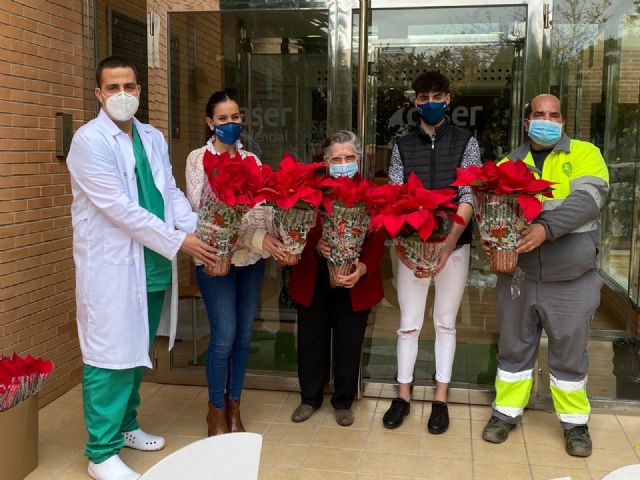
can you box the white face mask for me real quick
[103,91,139,122]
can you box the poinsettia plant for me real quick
[451,159,555,222]
[255,153,325,209]
[198,149,264,276]
[0,353,54,412]
[202,149,263,208]
[318,174,376,215]
[318,174,377,284]
[370,173,464,241]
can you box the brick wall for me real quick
[0,0,89,406]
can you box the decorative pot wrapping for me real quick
[393,236,446,279]
[473,191,526,273]
[273,206,318,266]
[393,217,452,279]
[321,203,370,286]
[196,196,240,276]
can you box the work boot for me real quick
[225,396,246,433]
[291,403,316,423]
[206,402,229,436]
[482,415,516,443]
[564,425,592,457]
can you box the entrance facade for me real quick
[89,0,640,407]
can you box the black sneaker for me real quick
[427,401,449,434]
[482,415,516,443]
[564,425,592,457]
[382,398,410,429]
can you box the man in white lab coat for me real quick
[67,56,218,480]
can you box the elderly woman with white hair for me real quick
[287,130,386,426]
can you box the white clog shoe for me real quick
[123,428,166,451]
[88,454,140,480]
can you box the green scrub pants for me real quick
[82,290,164,463]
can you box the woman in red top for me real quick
[288,130,386,426]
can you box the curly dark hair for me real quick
[411,71,450,96]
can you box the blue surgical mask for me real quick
[416,101,448,125]
[213,122,243,145]
[528,119,562,147]
[329,162,358,178]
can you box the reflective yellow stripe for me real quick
[550,384,591,416]
[495,369,533,413]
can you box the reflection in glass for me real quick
[362,6,528,389]
[168,9,329,377]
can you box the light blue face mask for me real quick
[528,119,563,147]
[329,162,358,178]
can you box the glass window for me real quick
[361,5,528,390]
[551,0,638,295]
[167,9,329,377]
[540,0,639,401]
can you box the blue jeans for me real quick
[196,260,265,408]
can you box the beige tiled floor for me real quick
[26,383,640,480]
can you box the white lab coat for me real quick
[67,110,196,369]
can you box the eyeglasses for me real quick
[327,155,358,163]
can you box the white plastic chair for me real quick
[139,432,262,480]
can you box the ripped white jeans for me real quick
[395,244,470,384]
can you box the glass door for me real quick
[359,3,529,401]
[157,6,333,388]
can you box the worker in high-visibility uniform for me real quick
[482,94,609,458]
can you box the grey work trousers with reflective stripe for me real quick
[494,268,603,390]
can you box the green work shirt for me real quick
[132,124,172,292]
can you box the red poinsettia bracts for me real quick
[370,173,464,241]
[0,353,54,412]
[256,153,325,209]
[202,149,263,207]
[451,159,556,222]
[319,174,376,215]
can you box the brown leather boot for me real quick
[206,402,229,436]
[225,396,246,433]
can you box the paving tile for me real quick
[473,461,533,480]
[418,434,472,460]
[522,409,558,427]
[617,414,640,432]
[529,465,591,480]
[366,430,419,454]
[238,403,281,423]
[414,456,472,479]
[257,466,298,480]
[260,443,309,468]
[472,438,528,464]
[521,424,565,449]
[263,423,318,445]
[588,413,622,431]
[589,429,636,451]
[470,405,492,421]
[358,451,417,478]
[302,447,362,472]
[585,445,639,472]
[298,469,356,480]
[525,442,588,470]
[314,427,369,450]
